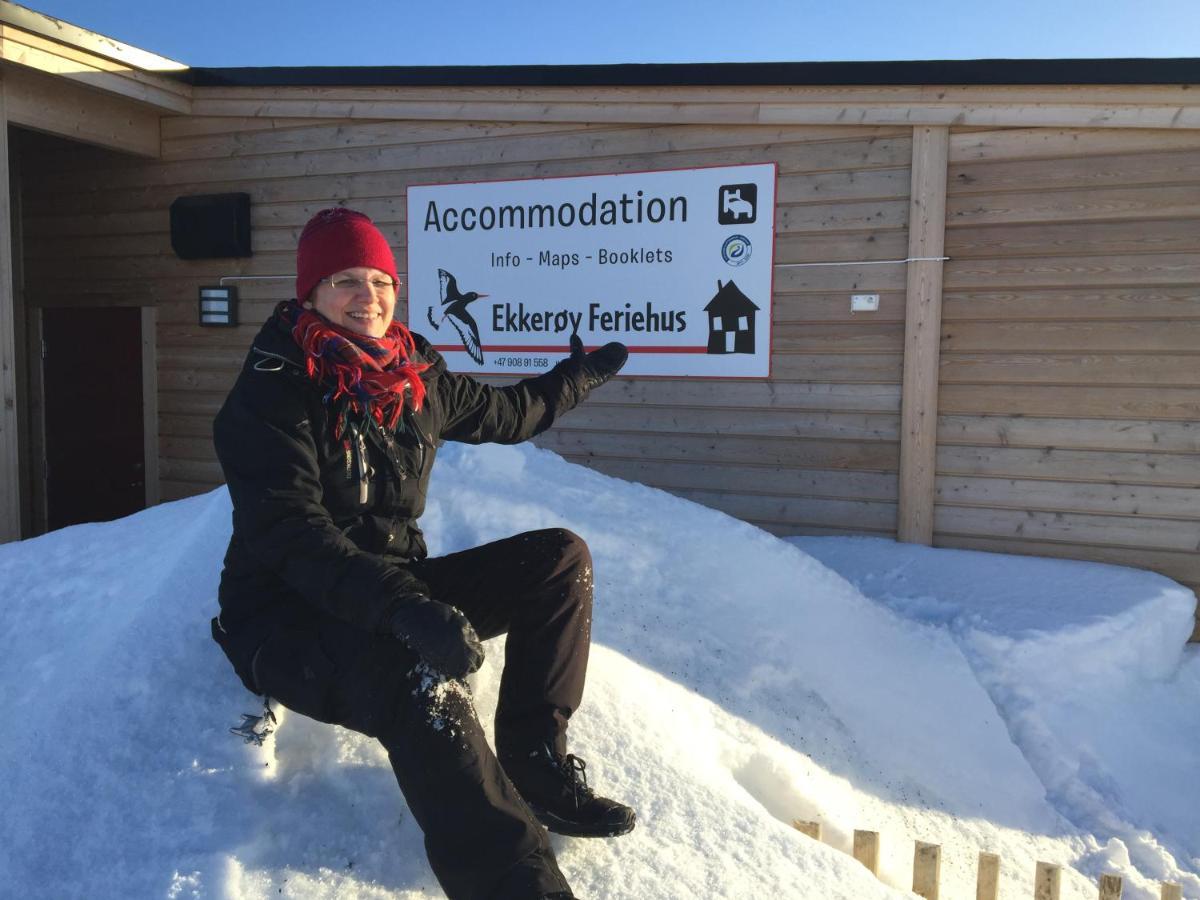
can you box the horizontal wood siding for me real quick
[940,127,1200,606]
[20,112,910,527]
[15,89,1199,625]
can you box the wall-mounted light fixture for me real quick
[198,285,238,327]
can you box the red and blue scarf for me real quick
[279,300,429,431]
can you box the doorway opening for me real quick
[10,125,157,536]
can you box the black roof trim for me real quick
[179,58,1200,88]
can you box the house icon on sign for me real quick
[704,280,759,355]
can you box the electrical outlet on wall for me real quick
[851,293,880,312]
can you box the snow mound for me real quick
[1,442,1196,899]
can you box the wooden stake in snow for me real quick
[1098,874,1123,899]
[853,830,880,876]
[913,841,941,899]
[977,852,1001,900]
[1160,884,1182,900]
[1035,862,1062,900]
[792,820,822,840]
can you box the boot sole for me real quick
[528,804,637,838]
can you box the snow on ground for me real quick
[1,441,1196,899]
[791,536,1200,891]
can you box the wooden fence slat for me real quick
[976,852,1001,900]
[792,820,822,840]
[853,830,880,875]
[913,841,941,899]
[1098,873,1123,900]
[1035,862,1062,900]
[1160,884,1182,900]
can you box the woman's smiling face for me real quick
[306,266,397,338]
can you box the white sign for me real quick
[406,163,776,377]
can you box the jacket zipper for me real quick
[349,421,370,505]
[405,409,427,477]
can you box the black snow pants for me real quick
[246,528,593,900]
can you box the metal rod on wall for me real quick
[218,274,411,285]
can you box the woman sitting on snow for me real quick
[210,207,633,900]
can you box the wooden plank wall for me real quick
[15,103,1199,616]
[530,126,911,538]
[938,127,1200,603]
[18,116,913,537]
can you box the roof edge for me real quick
[0,0,187,72]
[179,58,1200,88]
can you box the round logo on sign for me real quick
[721,234,752,266]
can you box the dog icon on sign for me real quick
[718,183,757,224]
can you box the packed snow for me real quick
[1,441,1196,899]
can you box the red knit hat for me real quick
[295,207,399,302]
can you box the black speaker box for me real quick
[170,193,252,259]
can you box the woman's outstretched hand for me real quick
[555,332,629,396]
[387,594,485,679]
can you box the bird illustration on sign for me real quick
[427,268,488,365]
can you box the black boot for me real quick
[502,743,636,838]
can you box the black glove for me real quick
[554,333,629,398]
[387,594,485,679]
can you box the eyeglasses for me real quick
[324,276,400,293]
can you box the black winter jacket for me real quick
[211,308,585,687]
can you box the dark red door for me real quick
[42,307,146,530]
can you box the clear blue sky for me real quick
[22,0,1200,67]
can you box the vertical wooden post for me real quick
[0,71,21,543]
[913,841,941,899]
[1160,884,1182,900]
[792,820,822,840]
[1035,862,1062,900]
[853,830,881,876]
[1098,874,1123,899]
[897,125,949,544]
[140,306,159,507]
[976,852,1001,900]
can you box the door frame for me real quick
[26,303,159,533]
